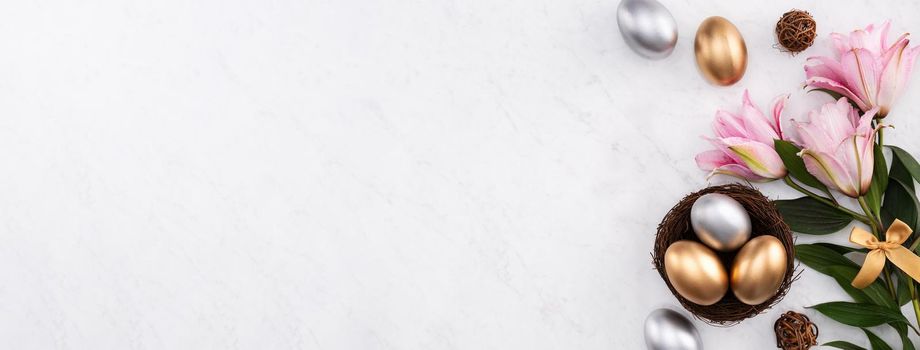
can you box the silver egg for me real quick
[616,0,678,59]
[644,309,703,350]
[690,193,751,252]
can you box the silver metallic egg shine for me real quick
[690,193,751,252]
[644,309,703,350]
[616,0,678,59]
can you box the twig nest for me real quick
[774,311,818,350]
[775,10,816,54]
[653,184,798,325]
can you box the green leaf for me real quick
[866,144,888,215]
[892,322,915,350]
[890,153,915,191]
[889,148,920,252]
[898,272,913,307]
[809,302,909,327]
[876,144,890,196]
[901,334,915,350]
[814,242,868,255]
[775,197,853,234]
[888,145,920,185]
[864,328,894,350]
[796,244,859,274]
[797,246,894,309]
[881,177,919,231]
[824,341,869,350]
[825,266,898,309]
[902,331,915,350]
[775,139,828,191]
[886,148,920,249]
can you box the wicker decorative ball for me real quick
[652,184,797,325]
[775,10,816,54]
[774,311,818,350]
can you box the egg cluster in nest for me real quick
[653,184,799,325]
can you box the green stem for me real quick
[874,119,885,147]
[784,177,870,223]
[822,187,840,205]
[857,196,882,236]
[883,264,898,301]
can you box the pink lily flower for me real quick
[696,91,788,182]
[805,21,920,118]
[792,98,881,197]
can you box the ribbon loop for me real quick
[885,220,912,245]
[850,219,920,289]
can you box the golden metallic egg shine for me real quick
[730,235,787,305]
[664,240,729,306]
[694,16,747,86]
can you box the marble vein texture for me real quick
[1,0,919,349]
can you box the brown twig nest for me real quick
[774,311,818,350]
[652,184,798,325]
[775,10,816,54]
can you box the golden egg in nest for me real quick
[664,240,729,305]
[730,235,788,305]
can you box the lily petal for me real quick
[801,149,861,197]
[877,38,919,116]
[840,48,880,109]
[771,94,789,140]
[723,137,787,179]
[708,164,769,182]
[695,149,733,171]
[804,76,870,112]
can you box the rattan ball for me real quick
[775,10,816,54]
[774,311,818,349]
[652,184,798,325]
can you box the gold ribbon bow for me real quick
[850,219,920,289]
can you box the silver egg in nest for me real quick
[616,0,678,59]
[691,193,751,252]
[644,308,702,350]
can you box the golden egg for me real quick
[694,16,747,86]
[730,235,788,305]
[664,240,729,306]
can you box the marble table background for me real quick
[3,0,920,349]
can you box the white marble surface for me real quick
[4,0,920,349]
